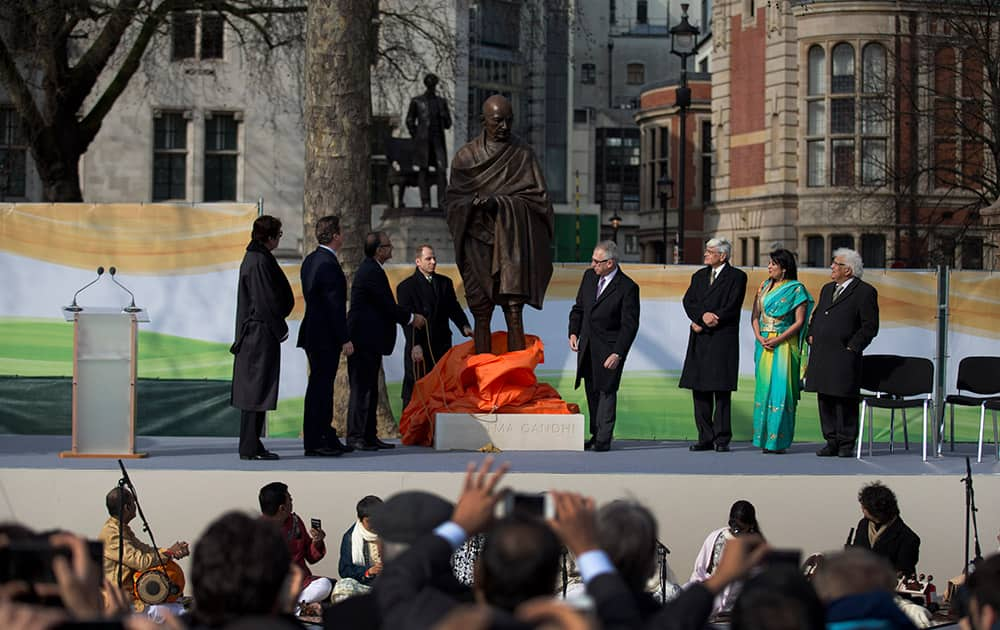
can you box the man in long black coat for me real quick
[346,232,426,451]
[230,215,294,461]
[568,241,640,452]
[806,247,879,457]
[297,215,354,457]
[679,238,748,453]
[396,244,472,409]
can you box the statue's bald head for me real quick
[481,95,513,143]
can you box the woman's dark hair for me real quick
[728,500,760,535]
[770,248,798,280]
[858,481,899,523]
[251,215,282,243]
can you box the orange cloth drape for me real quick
[399,333,578,446]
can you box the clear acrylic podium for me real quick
[60,307,149,458]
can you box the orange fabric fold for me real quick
[399,332,579,446]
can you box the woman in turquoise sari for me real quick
[752,249,813,453]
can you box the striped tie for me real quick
[833,284,844,301]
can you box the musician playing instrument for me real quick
[98,487,189,610]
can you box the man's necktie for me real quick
[597,276,607,299]
[709,270,716,286]
[833,284,844,302]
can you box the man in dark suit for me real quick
[568,241,640,452]
[346,232,426,451]
[680,238,748,453]
[297,216,354,457]
[807,247,879,457]
[230,215,294,461]
[396,244,473,409]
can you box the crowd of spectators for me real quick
[1,460,998,630]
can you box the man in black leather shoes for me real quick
[689,442,714,452]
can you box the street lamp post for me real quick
[610,213,623,244]
[670,3,699,264]
[657,176,674,264]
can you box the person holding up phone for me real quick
[259,482,332,607]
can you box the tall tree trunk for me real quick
[304,0,398,437]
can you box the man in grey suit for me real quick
[806,247,879,457]
[568,241,640,452]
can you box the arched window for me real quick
[861,44,888,185]
[831,43,855,93]
[808,45,826,95]
[862,43,886,93]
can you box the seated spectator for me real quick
[324,489,459,629]
[851,482,920,578]
[98,487,189,618]
[689,499,762,614]
[259,481,333,606]
[964,554,1000,630]
[591,499,681,619]
[334,495,383,601]
[188,511,297,628]
[732,565,825,630]
[813,549,921,630]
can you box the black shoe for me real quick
[241,450,280,461]
[304,447,342,457]
[837,449,855,458]
[762,448,786,454]
[348,439,378,452]
[330,437,354,453]
[816,446,837,457]
[689,442,713,452]
[715,444,731,452]
[592,443,611,452]
[584,437,595,450]
[373,438,396,450]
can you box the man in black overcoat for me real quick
[396,244,473,409]
[406,73,451,210]
[568,241,640,452]
[230,215,294,461]
[806,247,879,457]
[346,232,426,451]
[679,238,748,452]
[297,215,354,457]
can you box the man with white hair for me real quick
[680,237,748,452]
[806,247,879,457]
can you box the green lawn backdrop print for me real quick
[1,318,984,442]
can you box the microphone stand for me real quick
[109,267,143,313]
[961,456,983,576]
[118,460,170,582]
[65,266,105,312]
[117,476,127,588]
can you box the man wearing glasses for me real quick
[805,248,879,457]
[346,232,426,451]
[680,238,748,453]
[568,241,640,452]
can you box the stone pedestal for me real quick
[434,413,585,451]
[375,206,455,263]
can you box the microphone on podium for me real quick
[65,266,105,312]
[108,267,142,313]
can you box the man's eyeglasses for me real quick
[832,260,848,267]
[591,258,611,265]
[379,243,392,249]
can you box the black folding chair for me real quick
[940,356,1000,462]
[857,355,934,461]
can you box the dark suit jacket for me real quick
[230,240,294,411]
[806,279,879,397]
[347,257,412,356]
[396,270,470,364]
[853,517,920,577]
[297,246,348,353]
[568,267,640,392]
[679,263,748,392]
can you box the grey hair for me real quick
[706,238,732,260]
[833,247,864,279]
[595,240,618,261]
